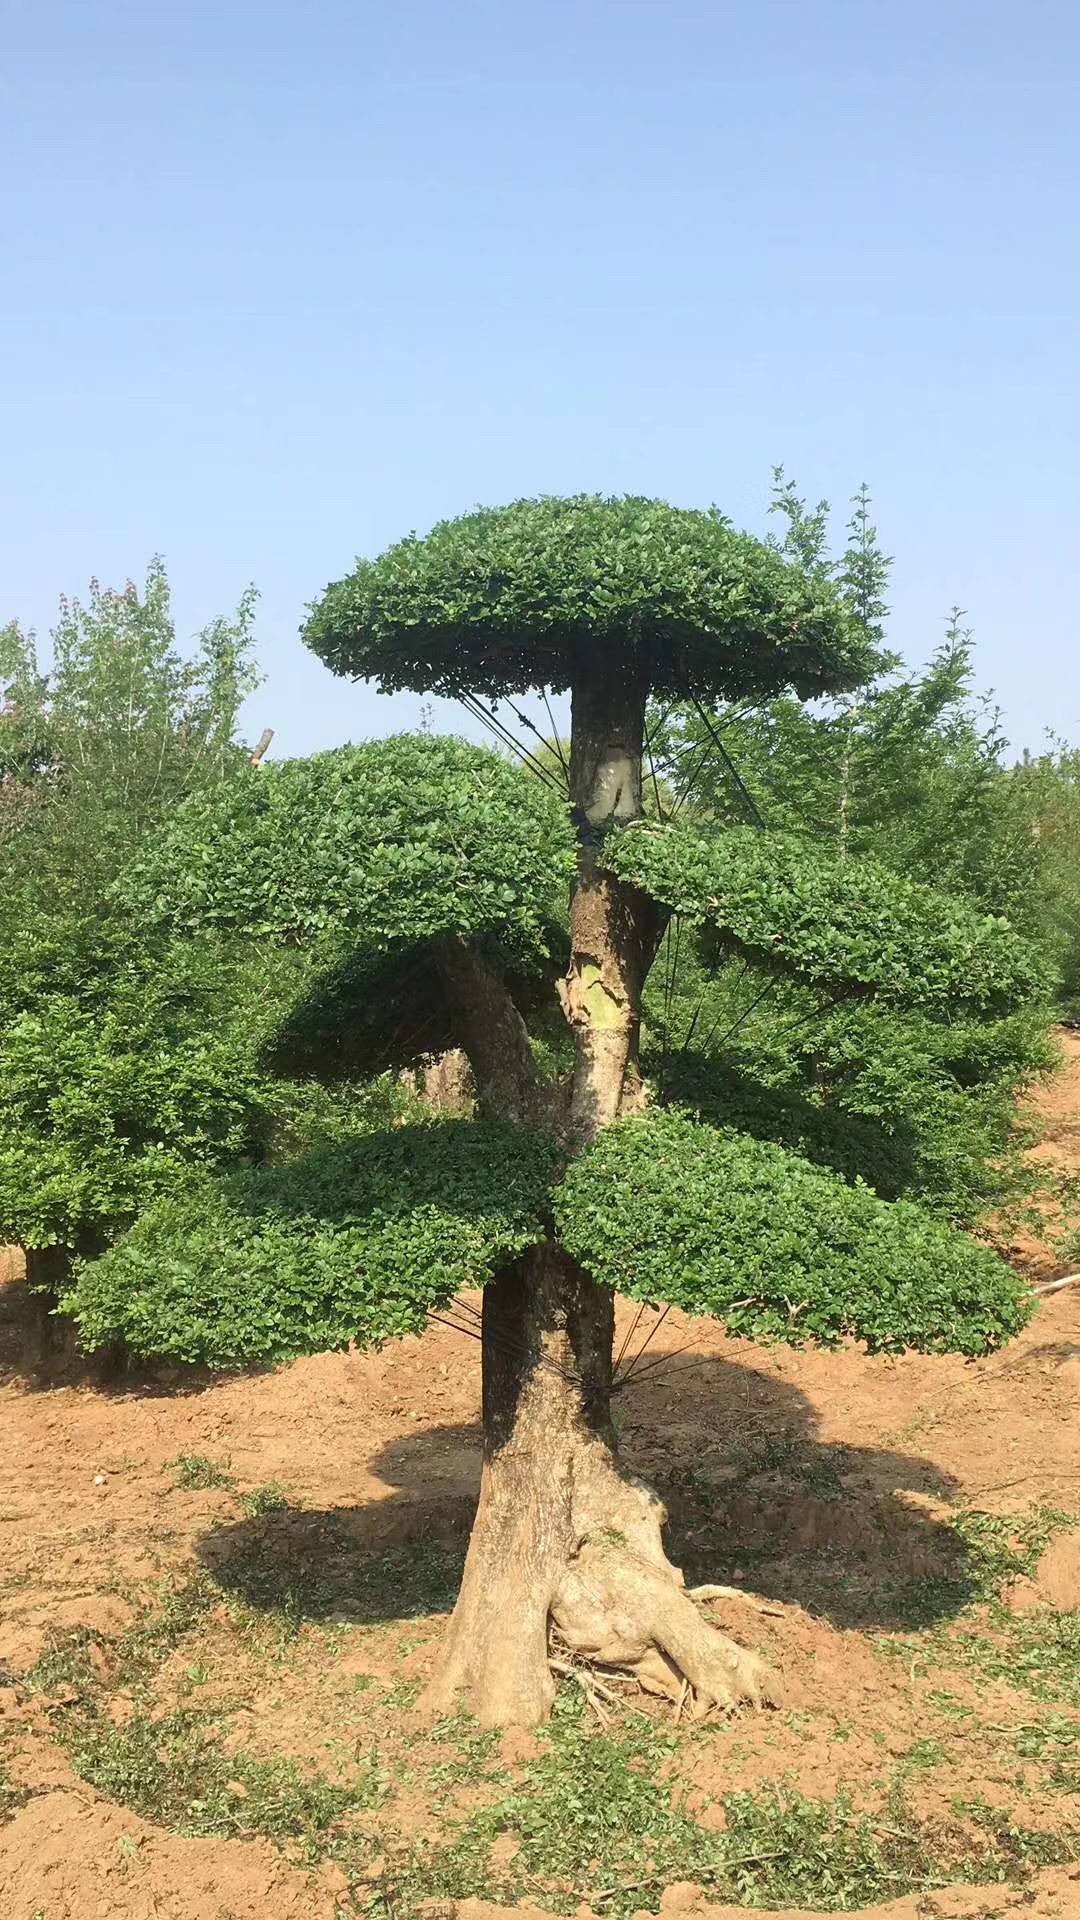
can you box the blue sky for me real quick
[3,0,1077,757]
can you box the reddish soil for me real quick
[2,1039,1080,1919]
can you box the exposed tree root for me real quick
[552,1537,780,1720]
[425,1427,780,1727]
[690,1582,787,1617]
[550,1442,781,1721]
[422,1251,781,1729]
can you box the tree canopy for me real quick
[0,561,258,916]
[68,1119,556,1367]
[604,819,1047,1014]
[120,734,575,954]
[68,1098,1032,1367]
[3,492,1066,1730]
[59,722,1040,1371]
[303,495,879,702]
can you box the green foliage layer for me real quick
[554,1109,1031,1355]
[120,734,575,953]
[303,495,876,702]
[649,978,1054,1224]
[0,943,266,1253]
[67,1100,1030,1366]
[1004,746,1080,1019]
[645,621,1063,1230]
[66,1121,554,1366]
[606,821,1045,1015]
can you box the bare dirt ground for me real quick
[2,1041,1080,1920]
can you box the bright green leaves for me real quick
[0,930,415,1257]
[65,1121,555,1367]
[303,495,876,704]
[553,1109,1031,1357]
[119,735,575,952]
[1,562,259,923]
[0,942,274,1253]
[65,1099,1031,1366]
[604,821,1047,1015]
[1,734,572,1262]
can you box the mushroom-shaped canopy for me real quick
[303,495,878,702]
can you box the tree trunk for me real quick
[423,1242,777,1727]
[22,1244,123,1376]
[562,641,663,1139]
[23,1245,75,1362]
[435,935,540,1127]
[426,642,778,1725]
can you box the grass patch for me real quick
[943,1607,1080,1711]
[376,1692,1078,1918]
[427,1712,503,1794]
[62,1705,362,1857]
[119,1575,217,1678]
[236,1479,293,1518]
[899,1736,952,1769]
[951,1508,1079,1600]
[1007,1717,1080,1793]
[169,1452,235,1491]
[16,1506,1080,1916]
[24,1576,217,1703]
[22,1628,102,1699]
[881,1506,1080,1632]
[879,1509,1080,1719]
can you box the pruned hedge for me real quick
[604,821,1046,1014]
[66,1120,554,1366]
[554,1108,1031,1355]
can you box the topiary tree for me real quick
[68,497,1042,1727]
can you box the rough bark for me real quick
[434,935,540,1127]
[563,642,663,1140]
[423,1243,611,1725]
[419,1048,474,1113]
[22,1244,122,1377]
[23,1245,75,1361]
[422,1243,777,1727]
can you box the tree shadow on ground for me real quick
[197,1352,980,1637]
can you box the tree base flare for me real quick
[553,1540,779,1720]
[421,1251,781,1729]
[424,1430,780,1728]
